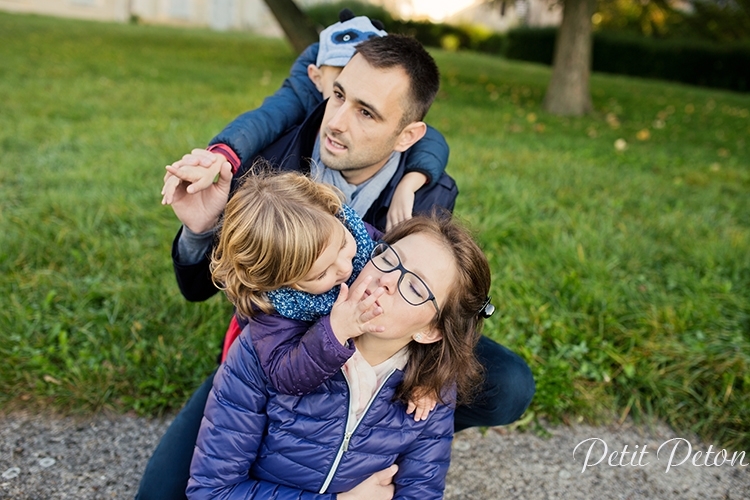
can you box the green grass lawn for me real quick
[1,12,748,448]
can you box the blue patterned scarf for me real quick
[267,204,375,321]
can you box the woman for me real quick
[187,214,493,499]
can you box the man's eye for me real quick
[333,91,344,100]
[361,109,372,118]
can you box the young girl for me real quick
[210,169,437,419]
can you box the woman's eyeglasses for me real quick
[369,242,439,313]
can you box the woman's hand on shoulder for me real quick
[337,464,397,500]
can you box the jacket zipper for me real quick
[318,368,398,494]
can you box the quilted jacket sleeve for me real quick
[393,401,455,500]
[247,313,354,396]
[187,332,336,500]
[402,124,449,189]
[208,43,322,166]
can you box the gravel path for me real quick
[1,410,748,499]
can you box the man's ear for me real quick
[414,327,442,345]
[393,121,427,153]
[307,64,325,94]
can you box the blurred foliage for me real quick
[504,27,750,92]
[594,0,750,42]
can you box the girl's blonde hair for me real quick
[210,169,344,318]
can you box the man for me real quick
[137,35,534,500]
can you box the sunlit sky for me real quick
[400,0,479,22]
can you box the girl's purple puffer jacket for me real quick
[187,323,455,500]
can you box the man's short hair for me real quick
[354,34,440,126]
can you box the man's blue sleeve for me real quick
[208,43,323,166]
[403,124,449,189]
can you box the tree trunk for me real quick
[542,0,595,115]
[262,0,319,54]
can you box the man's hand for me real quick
[337,464,397,500]
[162,149,233,234]
[386,172,427,231]
[329,276,385,346]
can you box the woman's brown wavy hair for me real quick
[210,170,343,318]
[384,213,490,406]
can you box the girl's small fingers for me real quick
[350,276,373,301]
[359,286,385,310]
[333,283,349,304]
[361,306,382,320]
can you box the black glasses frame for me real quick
[369,242,439,313]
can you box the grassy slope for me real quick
[0,12,748,447]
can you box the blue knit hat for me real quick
[316,9,387,67]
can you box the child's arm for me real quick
[162,43,322,200]
[385,171,426,231]
[385,125,449,230]
[247,279,385,396]
[208,42,322,167]
[245,314,352,396]
[403,125,449,190]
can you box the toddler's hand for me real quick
[161,171,183,205]
[162,149,228,204]
[406,391,437,422]
[386,172,426,231]
[329,276,385,345]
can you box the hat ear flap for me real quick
[339,8,355,22]
[371,19,385,30]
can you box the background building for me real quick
[0,0,561,35]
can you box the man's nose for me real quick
[327,103,348,133]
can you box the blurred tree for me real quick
[262,0,319,53]
[484,0,596,115]
[542,0,596,115]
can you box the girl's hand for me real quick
[329,276,385,345]
[406,391,437,422]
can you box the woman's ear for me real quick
[307,64,325,94]
[413,328,442,344]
